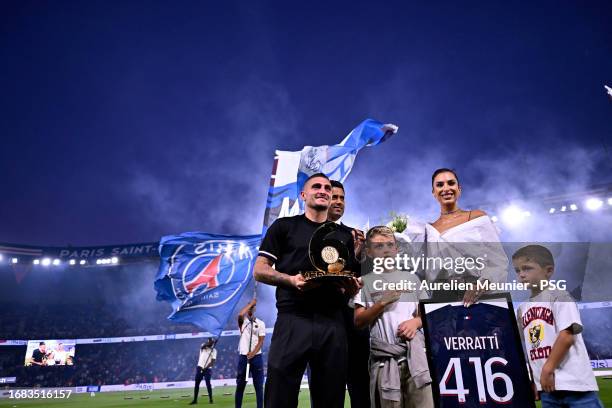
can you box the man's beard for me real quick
[311,203,329,211]
[328,208,343,221]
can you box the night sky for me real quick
[2,1,611,246]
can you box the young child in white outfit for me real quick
[354,226,433,408]
[514,245,602,408]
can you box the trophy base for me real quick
[302,270,355,282]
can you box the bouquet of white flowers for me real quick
[386,212,409,233]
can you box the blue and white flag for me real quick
[154,232,262,336]
[262,118,398,230]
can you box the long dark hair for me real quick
[431,168,460,186]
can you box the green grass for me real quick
[534,376,612,407]
[2,378,611,407]
[0,385,318,408]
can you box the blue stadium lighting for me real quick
[79,259,86,265]
[52,259,60,266]
[69,259,76,265]
[549,207,556,214]
[490,215,498,223]
[33,259,40,265]
[570,204,578,211]
[111,257,118,264]
[41,258,51,266]
[585,198,603,211]
[0,254,3,261]
[560,205,567,212]
[608,197,612,206]
[11,258,18,264]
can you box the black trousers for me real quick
[264,311,348,408]
[193,366,212,402]
[346,325,371,408]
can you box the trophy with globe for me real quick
[303,222,355,281]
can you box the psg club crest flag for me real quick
[262,118,398,231]
[154,232,262,336]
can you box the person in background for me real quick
[54,342,67,365]
[235,298,265,408]
[31,342,47,366]
[190,338,217,405]
[328,179,369,408]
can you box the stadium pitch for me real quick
[3,379,612,408]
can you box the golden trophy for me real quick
[302,222,355,281]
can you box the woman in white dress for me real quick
[425,168,508,306]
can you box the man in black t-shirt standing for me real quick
[254,173,360,408]
[31,342,46,366]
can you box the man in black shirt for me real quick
[254,173,360,408]
[31,342,46,366]
[328,180,370,408]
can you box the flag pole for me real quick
[244,285,257,381]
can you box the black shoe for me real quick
[189,401,197,405]
[209,398,213,404]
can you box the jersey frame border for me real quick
[418,292,536,408]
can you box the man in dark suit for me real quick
[328,180,370,408]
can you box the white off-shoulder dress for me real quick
[424,215,509,285]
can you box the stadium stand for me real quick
[1,241,610,390]
[1,336,272,388]
[0,250,274,388]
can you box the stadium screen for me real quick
[24,339,76,366]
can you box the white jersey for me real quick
[354,270,427,344]
[197,346,217,369]
[239,317,265,355]
[516,289,598,392]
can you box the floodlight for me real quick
[585,198,603,211]
[501,206,527,227]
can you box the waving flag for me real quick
[154,232,262,336]
[156,119,398,331]
[262,118,398,230]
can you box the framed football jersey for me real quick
[420,293,535,408]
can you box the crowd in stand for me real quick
[1,305,608,389]
[582,308,612,360]
[0,303,196,340]
[1,336,271,388]
[0,262,610,389]
[0,262,275,388]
